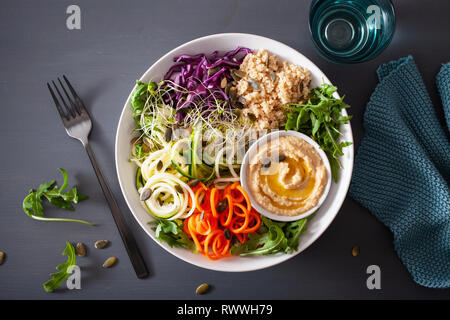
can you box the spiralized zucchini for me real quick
[140,173,195,220]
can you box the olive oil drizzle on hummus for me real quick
[248,135,327,216]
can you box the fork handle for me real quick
[84,143,149,279]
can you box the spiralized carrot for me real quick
[183,182,262,260]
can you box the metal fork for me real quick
[47,75,149,279]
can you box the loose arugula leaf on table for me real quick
[149,219,193,249]
[284,82,352,182]
[22,168,93,226]
[43,242,76,293]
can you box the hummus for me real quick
[247,135,327,216]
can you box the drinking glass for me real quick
[309,0,395,64]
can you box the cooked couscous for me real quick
[236,49,311,129]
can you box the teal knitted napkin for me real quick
[349,56,450,288]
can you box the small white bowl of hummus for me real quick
[240,130,332,222]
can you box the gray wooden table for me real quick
[0,0,449,300]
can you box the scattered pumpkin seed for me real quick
[103,257,117,268]
[224,229,231,240]
[270,71,277,82]
[352,245,360,257]
[76,242,86,257]
[261,158,271,168]
[247,78,261,91]
[175,185,183,194]
[196,283,210,295]
[264,55,269,66]
[140,188,152,201]
[94,240,109,249]
[299,82,304,94]
[0,251,5,265]
[220,77,227,89]
[247,113,257,123]
[164,127,173,142]
[190,179,200,188]
[156,160,163,171]
[217,199,228,213]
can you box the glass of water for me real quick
[309,0,395,64]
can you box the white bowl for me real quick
[115,33,354,272]
[240,130,332,222]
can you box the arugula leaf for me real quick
[22,168,93,226]
[283,82,352,182]
[131,81,158,128]
[43,242,76,293]
[149,219,193,249]
[231,216,308,256]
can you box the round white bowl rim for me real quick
[239,130,332,222]
[114,32,354,272]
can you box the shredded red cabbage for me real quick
[162,47,252,123]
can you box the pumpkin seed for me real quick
[264,55,269,66]
[224,229,231,240]
[175,185,183,194]
[140,188,152,201]
[76,242,86,257]
[95,240,109,249]
[270,71,277,82]
[207,67,220,76]
[299,82,304,94]
[143,137,152,147]
[217,199,228,213]
[130,136,141,145]
[231,69,246,81]
[225,82,233,96]
[238,96,246,104]
[220,77,227,89]
[261,158,271,168]
[142,143,150,153]
[196,283,210,295]
[0,251,5,265]
[352,245,360,257]
[233,100,244,109]
[229,86,237,100]
[103,257,117,268]
[247,113,257,123]
[164,127,173,142]
[247,78,260,91]
[190,179,200,187]
[156,160,163,171]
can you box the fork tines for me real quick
[47,75,87,121]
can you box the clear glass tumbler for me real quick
[309,0,395,64]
